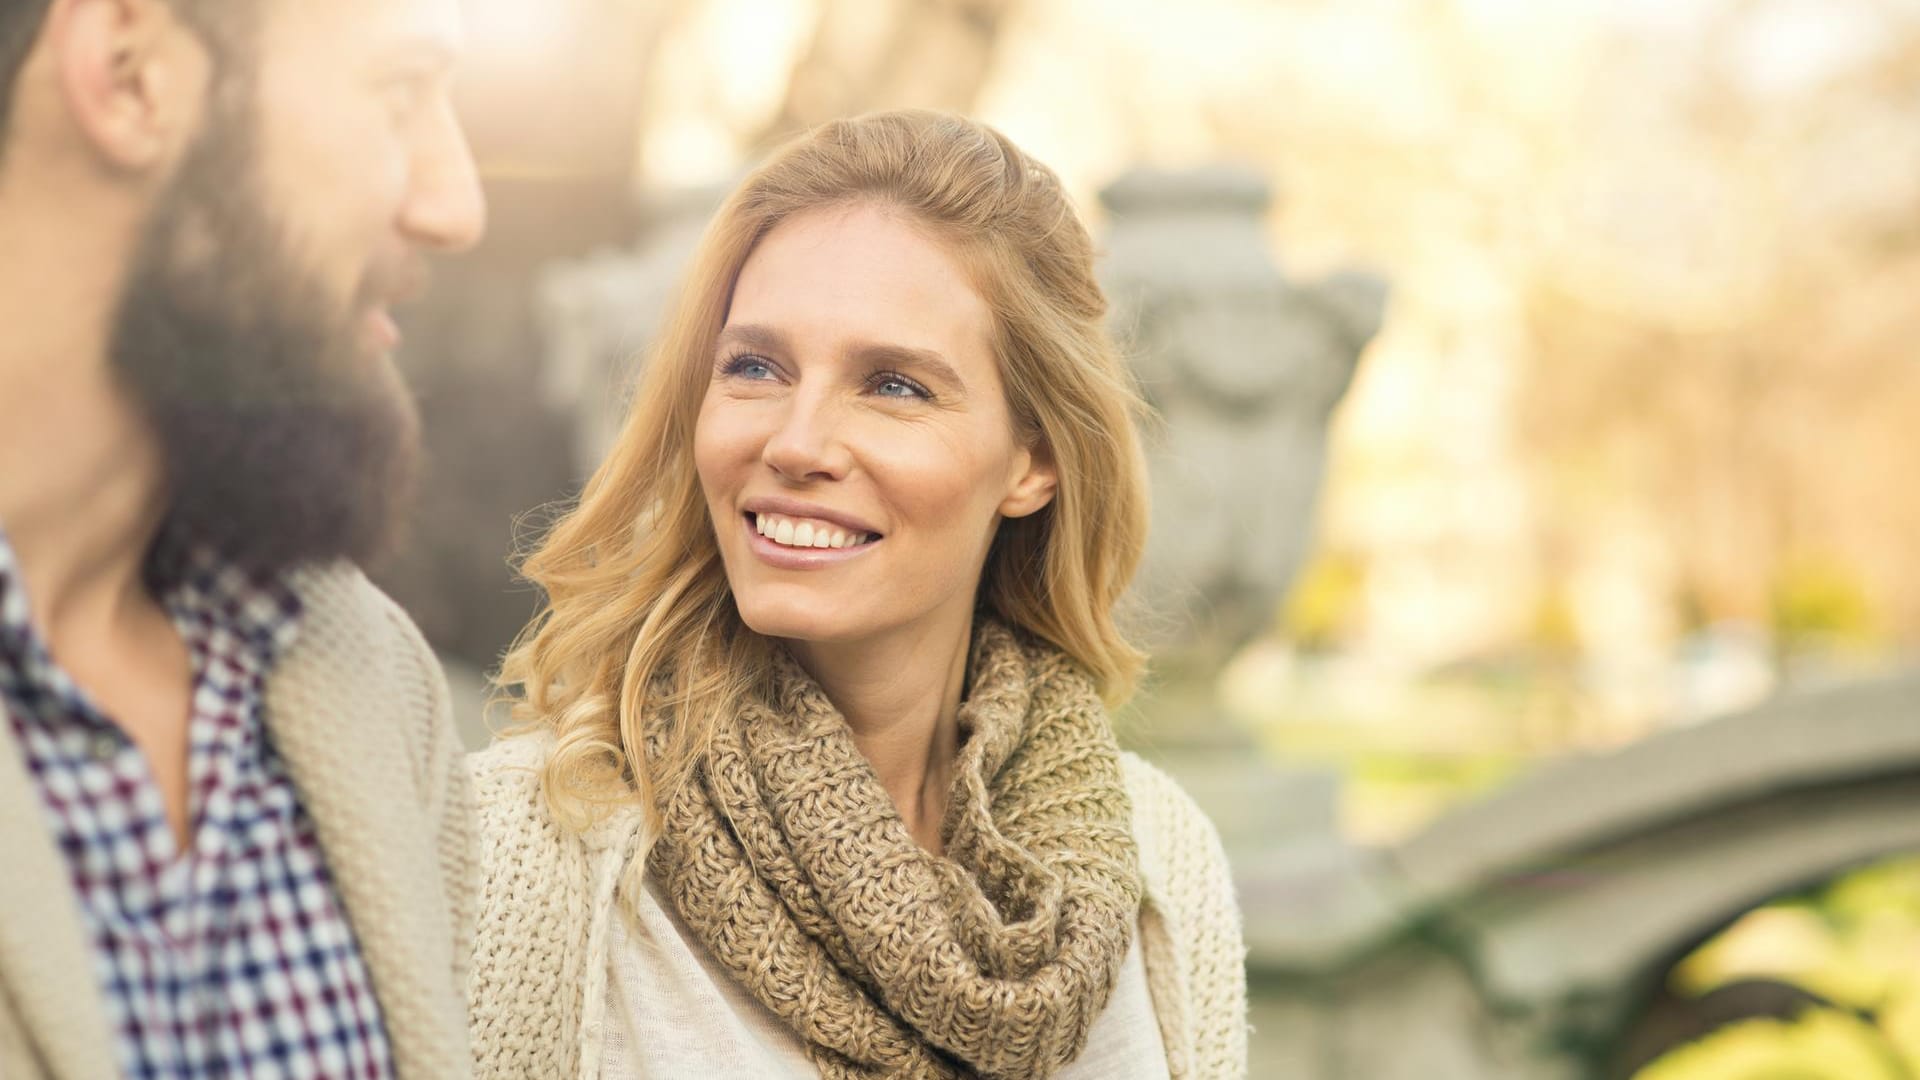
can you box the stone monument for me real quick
[1095,167,1384,857]
[1099,166,1388,678]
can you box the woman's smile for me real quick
[742,510,882,569]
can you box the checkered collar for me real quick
[144,526,304,661]
[0,525,34,672]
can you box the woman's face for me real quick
[694,203,1056,649]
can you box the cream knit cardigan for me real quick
[0,564,477,1080]
[467,734,1249,1079]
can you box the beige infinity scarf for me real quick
[644,619,1143,1079]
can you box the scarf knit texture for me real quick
[644,618,1143,1079]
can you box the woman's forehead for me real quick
[727,205,995,369]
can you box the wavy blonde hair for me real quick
[499,110,1152,832]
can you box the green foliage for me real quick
[1769,554,1881,653]
[1530,582,1583,656]
[1280,551,1368,651]
[1643,856,1920,1078]
[1633,1010,1912,1080]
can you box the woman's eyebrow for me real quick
[714,324,789,355]
[847,341,967,391]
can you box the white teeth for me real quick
[753,513,875,549]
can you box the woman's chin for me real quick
[734,601,859,646]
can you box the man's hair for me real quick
[0,0,250,167]
[0,1,56,159]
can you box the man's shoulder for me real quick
[283,561,430,661]
[272,561,451,785]
[278,561,448,708]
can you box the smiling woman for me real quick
[695,203,1063,721]
[467,110,1247,1079]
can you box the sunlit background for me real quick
[386,0,1920,1074]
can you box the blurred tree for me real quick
[754,0,1022,149]
[1281,550,1370,653]
[1510,0,1920,668]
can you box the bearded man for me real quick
[0,0,486,1076]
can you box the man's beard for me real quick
[109,104,422,580]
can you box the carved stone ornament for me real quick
[1099,167,1387,673]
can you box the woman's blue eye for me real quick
[724,354,777,380]
[873,373,932,400]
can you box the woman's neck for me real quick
[786,615,974,853]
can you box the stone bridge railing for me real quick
[1234,669,1920,1078]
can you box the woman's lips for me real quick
[742,512,881,569]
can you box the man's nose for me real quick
[399,98,487,253]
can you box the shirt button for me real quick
[88,731,120,763]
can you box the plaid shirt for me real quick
[0,529,394,1079]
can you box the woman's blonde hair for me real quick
[499,110,1152,831]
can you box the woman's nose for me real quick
[760,393,853,482]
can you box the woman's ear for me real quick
[999,442,1058,520]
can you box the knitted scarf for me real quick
[643,618,1143,1079]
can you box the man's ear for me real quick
[44,0,211,173]
[999,441,1059,520]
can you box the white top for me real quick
[600,872,1172,1079]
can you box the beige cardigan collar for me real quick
[0,713,115,1078]
[0,563,464,1079]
